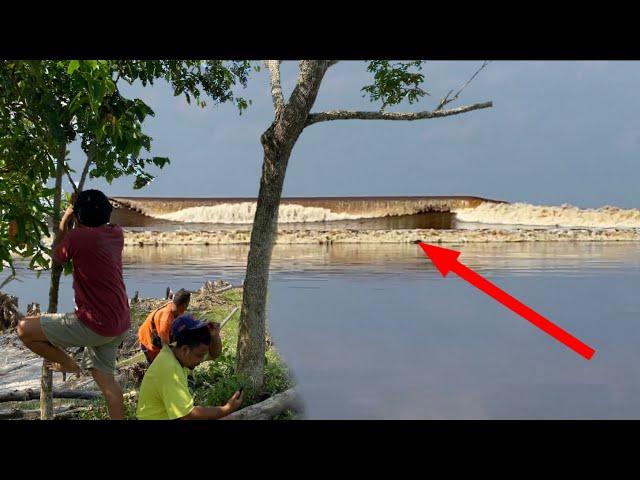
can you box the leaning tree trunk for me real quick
[235,128,292,388]
[41,146,66,420]
[236,61,330,389]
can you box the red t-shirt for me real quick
[54,224,130,337]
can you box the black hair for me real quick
[173,289,191,307]
[175,325,211,349]
[73,189,112,227]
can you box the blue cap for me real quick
[170,314,208,344]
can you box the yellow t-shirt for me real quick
[136,345,194,420]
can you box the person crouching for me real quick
[136,314,243,420]
[138,288,222,365]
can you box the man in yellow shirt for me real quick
[136,315,243,420]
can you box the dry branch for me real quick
[265,60,285,114]
[306,101,493,126]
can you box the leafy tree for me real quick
[0,59,251,417]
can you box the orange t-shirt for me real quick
[138,303,178,361]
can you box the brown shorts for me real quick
[40,312,124,374]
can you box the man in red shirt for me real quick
[17,190,130,419]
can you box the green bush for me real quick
[191,345,294,409]
[191,345,254,406]
[78,395,138,420]
[263,351,294,397]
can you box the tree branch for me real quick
[78,143,96,192]
[287,61,331,113]
[435,61,490,111]
[264,60,285,115]
[64,165,78,193]
[0,270,17,290]
[305,101,493,126]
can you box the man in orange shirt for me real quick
[138,289,222,364]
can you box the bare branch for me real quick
[78,158,91,192]
[264,60,285,114]
[78,144,96,192]
[0,271,17,290]
[306,101,493,126]
[435,61,491,111]
[63,165,78,193]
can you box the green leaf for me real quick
[67,60,80,75]
[63,260,73,276]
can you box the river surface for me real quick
[3,242,640,419]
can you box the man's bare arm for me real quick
[54,193,77,242]
[56,206,74,236]
[180,391,243,420]
[51,205,75,263]
[180,405,232,420]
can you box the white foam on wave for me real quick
[154,202,370,224]
[453,202,640,229]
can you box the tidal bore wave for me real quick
[104,196,640,244]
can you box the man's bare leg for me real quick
[91,368,125,420]
[16,316,80,374]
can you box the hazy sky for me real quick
[67,61,640,209]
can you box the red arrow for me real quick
[417,242,596,360]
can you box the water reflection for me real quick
[122,241,640,279]
[3,242,640,419]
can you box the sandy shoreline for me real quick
[118,228,640,246]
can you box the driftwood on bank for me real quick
[213,285,235,295]
[0,388,101,403]
[0,405,92,420]
[226,387,303,420]
[220,307,240,330]
[0,291,20,331]
[198,280,234,295]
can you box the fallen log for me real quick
[0,388,101,403]
[226,387,303,420]
[0,405,92,420]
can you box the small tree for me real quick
[235,60,493,389]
